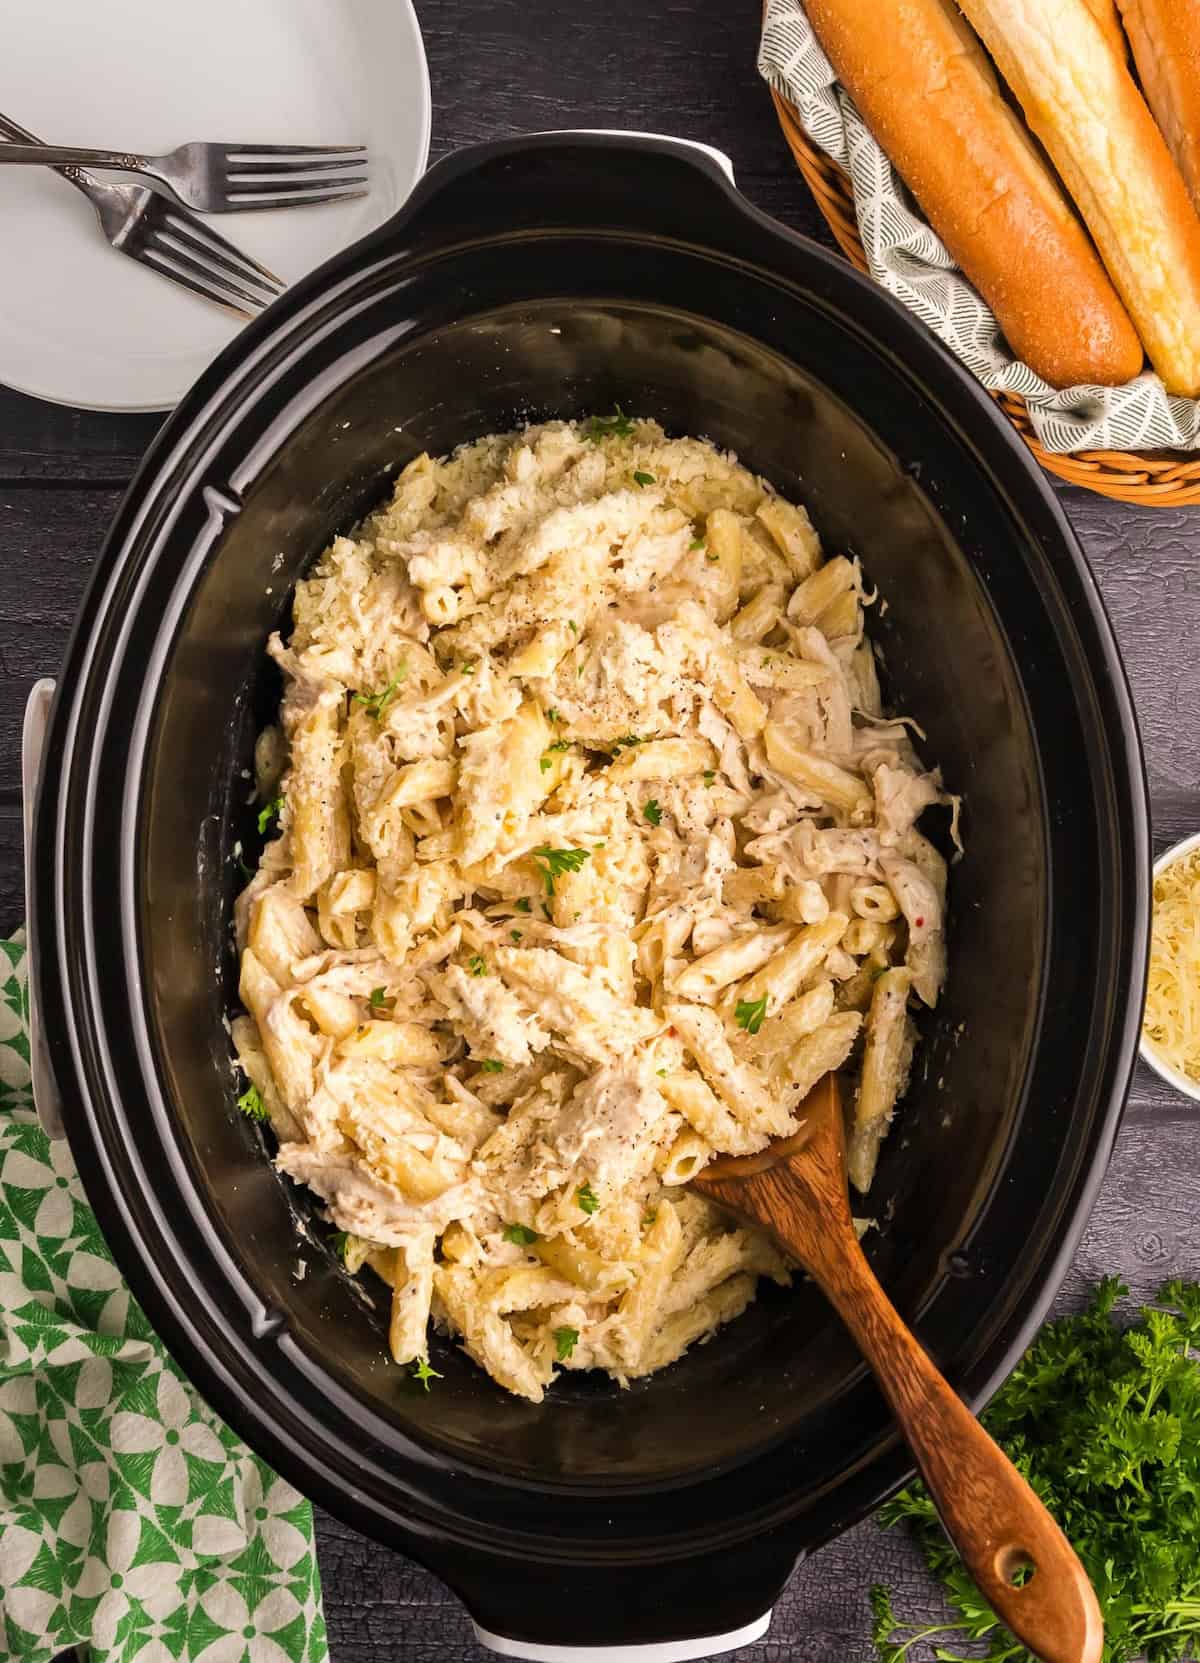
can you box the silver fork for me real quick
[0,112,283,316]
[0,139,369,213]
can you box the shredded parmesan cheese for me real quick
[1143,843,1200,1085]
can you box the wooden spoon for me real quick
[693,1073,1103,1663]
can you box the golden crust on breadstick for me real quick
[1084,0,1130,60]
[804,0,1143,388]
[1117,0,1200,215]
[957,0,1200,395]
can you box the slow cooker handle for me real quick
[21,678,66,1141]
[471,1611,771,1663]
[532,129,735,184]
[433,1534,800,1663]
[366,130,750,265]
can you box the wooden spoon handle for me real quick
[822,1237,1102,1663]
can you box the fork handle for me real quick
[0,142,151,171]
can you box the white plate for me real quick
[0,0,430,412]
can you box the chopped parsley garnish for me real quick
[352,668,406,720]
[368,986,388,1008]
[510,929,523,944]
[643,799,662,827]
[611,734,643,753]
[467,954,488,976]
[690,537,706,551]
[540,740,571,774]
[411,1357,442,1391]
[874,1277,1200,1663]
[656,1068,668,1077]
[256,796,283,835]
[531,844,591,897]
[236,1083,269,1121]
[632,470,656,487]
[547,707,560,723]
[735,995,768,1035]
[460,660,477,676]
[539,756,552,773]
[479,1059,505,1074]
[576,1181,600,1215]
[331,1230,350,1262]
[503,1222,539,1246]
[546,739,571,753]
[703,769,716,786]
[568,619,578,635]
[585,405,635,442]
[515,897,532,913]
[554,1326,580,1361]
[643,1208,659,1227]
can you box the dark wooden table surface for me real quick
[2,3,1198,1658]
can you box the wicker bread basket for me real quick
[770,84,1200,506]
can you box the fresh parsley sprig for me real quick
[531,845,591,897]
[503,1223,539,1246]
[256,797,283,836]
[576,1182,599,1215]
[735,996,768,1035]
[554,1326,580,1362]
[585,406,635,442]
[411,1357,442,1391]
[874,1277,1200,1663]
[352,666,407,721]
[236,1083,269,1121]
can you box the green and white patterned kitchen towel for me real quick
[0,934,328,1663]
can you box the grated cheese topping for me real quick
[1143,843,1200,1085]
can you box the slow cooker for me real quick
[28,134,1149,1657]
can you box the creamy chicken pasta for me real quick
[234,416,957,1403]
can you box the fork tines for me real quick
[139,205,282,315]
[223,144,369,209]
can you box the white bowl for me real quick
[1139,829,1200,1102]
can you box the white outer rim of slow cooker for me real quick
[472,1610,771,1661]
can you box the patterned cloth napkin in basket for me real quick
[758,0,1200,454]
[0,933,329,1663]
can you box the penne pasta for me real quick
[235,417,956,1401]
[734,913,849,1015]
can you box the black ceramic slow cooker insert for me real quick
[30,134,1149,1656]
